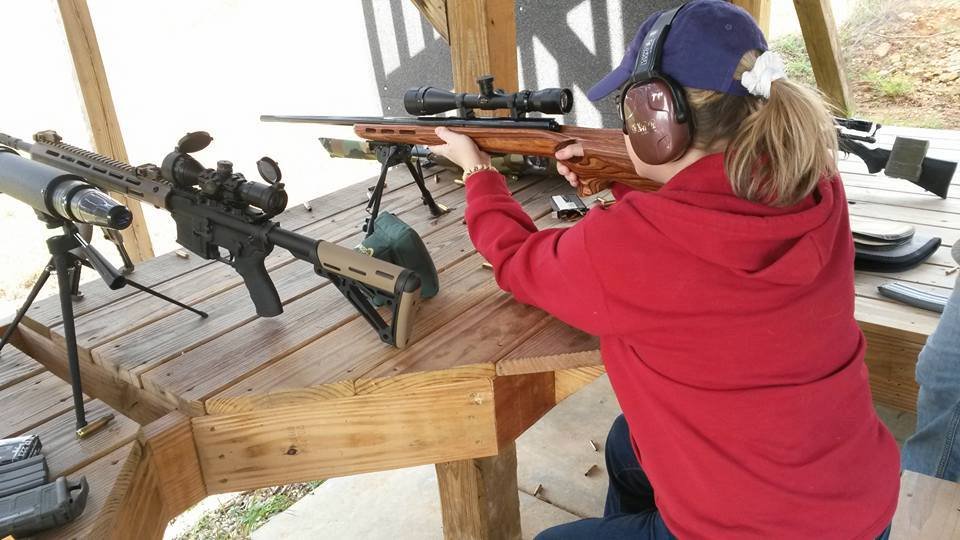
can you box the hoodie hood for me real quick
[625,153,844,285]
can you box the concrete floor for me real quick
[253,375,916,539]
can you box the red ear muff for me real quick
[621,79,692,165]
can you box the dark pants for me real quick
[534,415,675,539]
[534,414,893,540]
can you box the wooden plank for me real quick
[143,283,357,416]
[194,378,499,494]
[447,0,518,94]
[355,292,550,394]
[57,0,153,262]
[32,399,140,478]
[841,167,960,201]
[496,319,599,376]
[0,372,75,437]
[139,411,206,519]
[435,442,521,540]
[494,373,554,446]
[845,185,960,216]
[856,295,941,345]
[96,258,322,387]
[891,471,960,539]
[729,0,771,35]
[863,325,922,413]
[0,342,46,390]
[411,0,449,41]
[848,201,960,234]
[555,366,605,403]
[793,0,852,114]
[107,452,166,540]
[36,441,141,540]
[16,323,172,425]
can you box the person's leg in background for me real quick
[902,244,960,481]
[534,414,674,540]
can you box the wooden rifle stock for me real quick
[353,123,661,196]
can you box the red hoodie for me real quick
[465,153,900,539]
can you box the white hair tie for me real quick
[741,51,787,99]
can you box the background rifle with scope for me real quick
[263,76,662,197]
[266,77,957,200]
[0,130,422,348]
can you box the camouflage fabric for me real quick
[320,138,377,160]
[320,137,559,177]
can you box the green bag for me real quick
[357,212,439,305]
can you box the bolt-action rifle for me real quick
[264,77,956,200]
[0,130,421,348]
[263,76,661,197]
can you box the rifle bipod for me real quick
[0,219,207,439]
[364,143,450,237]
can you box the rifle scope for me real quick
[160,132,288,217]
[404,75,572,118]
[0,147,132,229]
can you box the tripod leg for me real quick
[52,250,88,432]
[124,278,208,318]
[0,260,54,355]
[405,158,449,217]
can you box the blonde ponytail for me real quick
[686,50,838,207]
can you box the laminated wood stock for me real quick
[353,123,661,196]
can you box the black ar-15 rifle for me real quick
[0,130,422,348]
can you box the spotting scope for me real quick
[404,75,573,119]
[0,146,132,229]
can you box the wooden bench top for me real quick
[14,124,958,423]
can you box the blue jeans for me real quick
[902,278,960,481]
[534,415,893,539]
[534,415,675,539]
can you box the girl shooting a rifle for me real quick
[429,0,899,538]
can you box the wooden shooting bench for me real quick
[1,123,957,539]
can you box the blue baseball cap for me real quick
[587,0,768,101]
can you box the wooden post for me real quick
[411,0,450,42]
[57,0,154,261]
[793,0,853,114]
[435,442,522,540]
[446,0,518,94]
[730,0,771,36]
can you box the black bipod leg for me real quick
[0,260,54,354]
[404,158,449,217]
[365,146,397,237]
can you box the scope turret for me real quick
[404,76,572,119]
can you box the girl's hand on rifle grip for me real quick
[429,127,491,171]
[555,144,585,188]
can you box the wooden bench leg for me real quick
[435,442,522,540]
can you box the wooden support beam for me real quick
[793,0,853,115]
[57,0,154,262]
[411,0,449,42]
[447,0,518,94]
[140,411,207,519]
[435,442,522,540]
[730,0,771,36]
[194,378,499,493]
